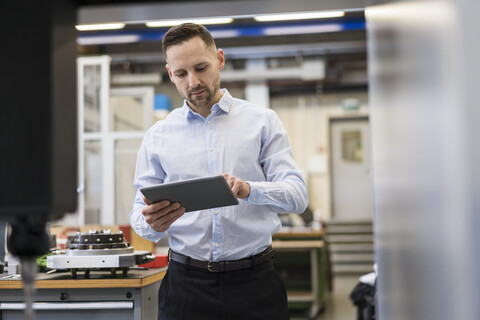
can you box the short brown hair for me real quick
[162,23,216,58]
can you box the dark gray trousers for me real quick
[158,258,289,320]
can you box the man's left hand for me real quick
[223,174,251,199]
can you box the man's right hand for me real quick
[141,197,185,232]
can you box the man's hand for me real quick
[223,174,251,199]
[142,197,185,232]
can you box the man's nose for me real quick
[188,73,201,88]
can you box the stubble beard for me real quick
[187,77,220,109]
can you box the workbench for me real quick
[273,230,327,319]
[0,268,165,320]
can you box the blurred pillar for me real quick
[366,1,480,319]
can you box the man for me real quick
[130,23,308,320]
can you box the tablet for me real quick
[140,176,239,212]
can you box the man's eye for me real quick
[196,66,207,72]
[176,73,186,78]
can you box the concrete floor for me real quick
[290,275,359,320]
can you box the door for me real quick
[330,117,373,221]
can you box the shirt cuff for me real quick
[245,181,261,204]
[136,223,165,243]
[147,226,165,242]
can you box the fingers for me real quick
[222,173,231,186]
[141,200,171,216]
[222,174,251,199]
[231,179,242,196]
[149,206,185,232]
[234,180,251,199]
[143,197,151,205]
[143,201,185,232]
[223,173,238,190]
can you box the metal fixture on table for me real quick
[47,230,154,278]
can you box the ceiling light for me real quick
[76,23,125,31]
[254,11,345,22]
[146,17,233,28]
[263,24,343,36]
[77,35,140,45]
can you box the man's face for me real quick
[165,37,225,110]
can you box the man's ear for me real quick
[166,64,175,83]
[217,49,225,71]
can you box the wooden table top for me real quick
[272,240,324,250]
[273,229,324,239]
[0,267,166,290]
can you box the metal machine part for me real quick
[47,231,155,278]
[20,258,36,320]
[66,230,129,250]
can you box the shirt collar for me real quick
[183,88,233,119]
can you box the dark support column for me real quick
[0,0,78,256]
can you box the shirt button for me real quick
[215,210,219,215]
[252,198,256,202]
[207,121,212,125]
[215,243,219,248]
[209,148,214,152]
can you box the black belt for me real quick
[168,246,275,273]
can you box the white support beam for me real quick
[244,59,270,108]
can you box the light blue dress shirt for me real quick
[130,89,308,261]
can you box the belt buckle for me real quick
[207,261,219,272]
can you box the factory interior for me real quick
[1,0,479,319]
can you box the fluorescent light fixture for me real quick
[77,35,140,45]
[263,24,343,36]
[254,11,345,22]
[76,23,125,31]
[146,17,233,28]
[210,29,240,39]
